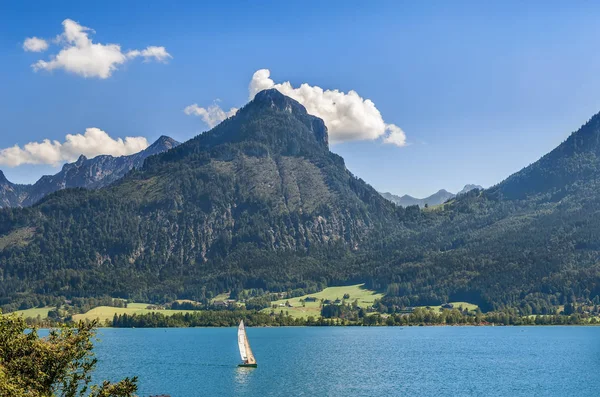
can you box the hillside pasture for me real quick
[262,284,384,319]
[71,303,198,323]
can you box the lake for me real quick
[91,326,600,396]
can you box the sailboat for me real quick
[237,320,257,368]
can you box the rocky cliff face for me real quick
[0,136,179,208]
[129,88,396,258]
[0,171,28,208]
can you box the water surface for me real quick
[91,326,600,396]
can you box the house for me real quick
[441,303,454,309]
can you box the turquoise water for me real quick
[91,327,600,397]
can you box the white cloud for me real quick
[248,69,406,146]
[127,46,172,62]
[383,124,407,147]
[247,69,274,97]
[23,37,48,52]
[184,103,238,128]
[30,19,171,79]
[0,128,149,167]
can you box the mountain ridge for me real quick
[488,112,600,200]
[379,110,600,310]
[0,135,180,208]
[380,184,482,207]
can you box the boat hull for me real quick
[238,364,258,368]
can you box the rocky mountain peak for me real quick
[458,184,483,195]
[0,170,9,185]
[150,135,179,150]
[253,88,303,112]
[249,89,328,148]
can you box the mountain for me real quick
[0,172,28,209]
[379,113,600,311]
[381,184,482,207]
[0,89,405,305]
[488,112,600,200]
[457,184,483,195]
[0,136,179,208]
[381,189,454,208]
[4,90,600,315]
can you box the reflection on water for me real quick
[234,366,256,391]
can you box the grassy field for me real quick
[211,293,231,302]
[0,227,35,251]
[417,302,479,312]
[262,284,384,319]
[10,306,54,319]
[71,303,198,323]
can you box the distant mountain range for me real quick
[380,184,483,207]
[0,136,179,208]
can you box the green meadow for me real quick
[262,284,384,319]
[10,306,54,319]
[211,293,231,302]
[71,303,198,323]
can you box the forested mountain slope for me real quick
[0,89,411,305]
[378,114,600,312]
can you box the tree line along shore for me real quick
[14,306,600,328]
[6,284,600,328]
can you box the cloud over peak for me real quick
[249,69,406,146]
[28,19,171,79]
[185,69,406,147]
[0,128,149,167]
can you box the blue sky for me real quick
[2,1,600,197]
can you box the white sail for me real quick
[237,320,256,365]
[238,320,248,362]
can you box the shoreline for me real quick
[78,323,600,329]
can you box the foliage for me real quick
[109,306,597,328]
[0,314,137,396]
